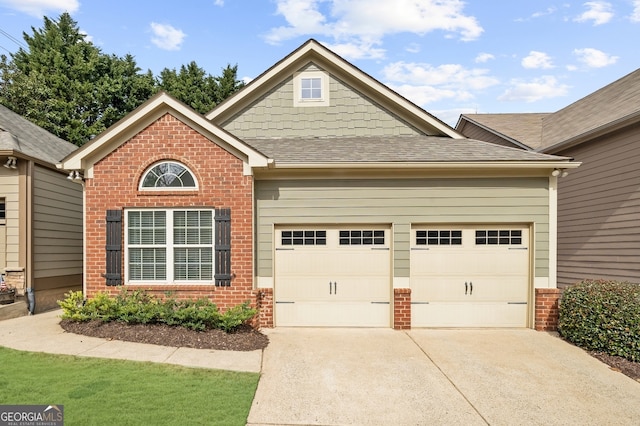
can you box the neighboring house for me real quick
[0,104,83,314]
[59,39,577,330]
[456,68,640,289]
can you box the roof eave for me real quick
[268,161,581,170]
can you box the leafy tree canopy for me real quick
[0,13,245,146]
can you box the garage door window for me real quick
[339,230,385,245]
[281,230,327,246]
[475,230,522,245]
[416,230,462,246]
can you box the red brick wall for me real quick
[84,113,254,312]
[393,288,411,330]
[535,288,561,331]
[255,288,274,328]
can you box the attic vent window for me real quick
[293,70,330,107]
[140,161,197,190]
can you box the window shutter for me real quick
[104,210,122,286]
[215,208,231,286]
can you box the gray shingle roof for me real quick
[459,113,550,150]
[245,136,568,164]
[541,68,640,150]
[0,104,78,164]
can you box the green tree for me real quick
[0,13,155,145]
[158,63,244,114]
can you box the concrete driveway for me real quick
[248,328,640,425]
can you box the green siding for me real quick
[222,63,421,138]
[256,178,550,279]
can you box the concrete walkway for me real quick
[0,310,261,373]
[248,328,640,426]
[1,311,640,425]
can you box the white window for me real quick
[293,70,330,107]
[126,209,213,283]
[139,161,197,190]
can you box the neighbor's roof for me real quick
[0,104,77,164]
[458,113,550,150]
[541,68,640,152]
[245,136,573,167]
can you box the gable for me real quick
[221,62,422,139]
[207,39,462,139]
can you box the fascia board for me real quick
[268,161,582,170]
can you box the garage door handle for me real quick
[465,281,473,295]
[465,281,468,295]
[329,281,337,294]
[469,281,473,295]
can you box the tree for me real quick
[0,13,155,145]
[158,62,245,114]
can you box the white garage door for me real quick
[411,225,530,327]
[275,227,391,327]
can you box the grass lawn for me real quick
[0,347,259,425]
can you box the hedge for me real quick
[558,279,640,361]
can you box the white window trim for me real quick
[293,70,330,107]
[139,161,199,191]
[124,208,214,284]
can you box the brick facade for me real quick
[84,113,254,312]
[534,288,561,331]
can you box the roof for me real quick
[457,113,550,150]
[58,92,270,177]
[457,68,640,154]
[245,136,572,167]
[206,39,464,140]
[541,68,640,152]
[0,104,78,164]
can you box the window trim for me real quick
[124,208,214,284]
[293,70,330,107]
[139,161,198,191]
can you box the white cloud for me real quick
[475,53,495,63]
[631,0,640,22]
[498,76,570,103]
[323,40,386,60]
[573,47,618,67]
[265,0,483,59]
[214,0,224,5]
[574,1,614,25]
[0,0,79,17]
[149,22,186,51]
[521,51,554,69]
[405,43,421,54]
[79,28,93,43]
[382,62,499,106]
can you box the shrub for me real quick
[558,280,640,361]
[58,289,256,332]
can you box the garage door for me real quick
[411,225,530,327]
[275,227,391,327]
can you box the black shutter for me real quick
[104,210,122,286]
[215,208,231,286]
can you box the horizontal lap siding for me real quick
[32,166,83,278]
[556,124,640,287]
[0,171,19,266]
[256,177,549,278]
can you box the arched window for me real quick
[139,161,197,190]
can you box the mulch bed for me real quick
[588,351,640,381]
[59,319,269,352]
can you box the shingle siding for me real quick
[222,63,422,139]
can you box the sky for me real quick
[0,0,638,126]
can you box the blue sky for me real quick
[0,0,638,125]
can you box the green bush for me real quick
[58,289,256,332]
[558,280,640,361]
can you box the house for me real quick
[0,104,83,316]
[59,39,577,330]
[456,68,640,289]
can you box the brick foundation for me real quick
[4,268,25,296]
[255,288,274,328]
[535,288,561,331]
[393,288,411,330]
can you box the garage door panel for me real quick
[275,227,391,327]
[411,226,530,328]
[412,302,527,327]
